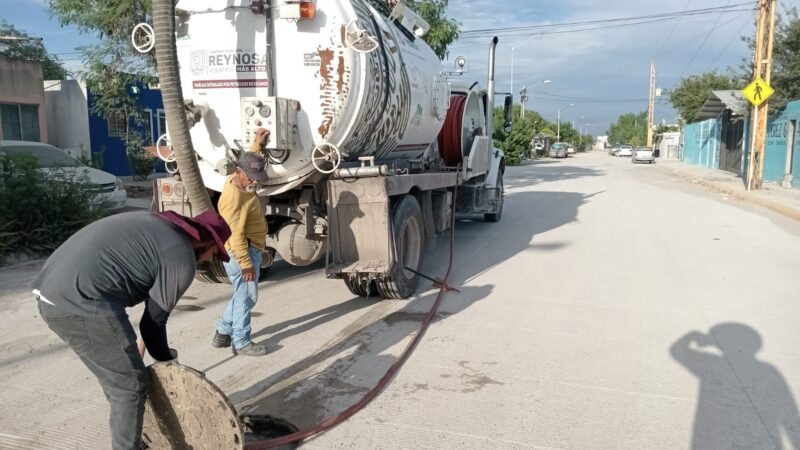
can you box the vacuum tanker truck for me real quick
[144,0,512,299]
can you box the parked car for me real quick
[609,144,620,156]
[567,144,576,155]
[0,140,127,210]
[550,142,567,158]
[617,144,634,157]
[632,146,655,164]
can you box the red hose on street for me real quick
[245,173,462,450]
[438,95,467,165]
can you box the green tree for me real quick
[741,7,800,113]
[668,72,739,124]
[770,8,800,112]
[48,0,155,166]
[0,21,69,79]
[607,111,647,146]
[408,0,460,60]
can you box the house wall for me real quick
[0,56,47,142]
[681,118,720,169]
[43,79,91,159]
[88,85,164,176]
[743,100,800,187]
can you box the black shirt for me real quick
[33,212,197,360]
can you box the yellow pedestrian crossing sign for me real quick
[742,77,774,107]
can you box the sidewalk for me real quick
[120,174,166,209]
[656,159,800,222]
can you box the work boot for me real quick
[212,331,231,348]
[232,342,269,357]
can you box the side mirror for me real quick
[503,95,513,132]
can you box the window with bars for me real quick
[107,112,127,136]
[0,103,40,142]
[157,110,167,139]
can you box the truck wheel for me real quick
[195,252,273,284]
[195,258,231,284]
[484,175,504,222]
[376,195,424,299]
[344,276,378,298]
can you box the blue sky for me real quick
[446,0,799,134]
[3,0,799,134]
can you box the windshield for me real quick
[552,144,565,149]
[1,144,82,168]
[636,148,653,152]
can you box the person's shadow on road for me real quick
[671,323,800,449]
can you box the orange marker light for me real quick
[299,1,315,20]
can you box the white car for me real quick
[617,144,634,157]
[632,147,655,164]
[567,145,576,155]
[1,140,127,210]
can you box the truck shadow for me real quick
[504,163,602,189]
[227,190,595,429]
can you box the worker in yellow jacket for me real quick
[212,128,270,356]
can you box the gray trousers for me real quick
[38,301,147,450]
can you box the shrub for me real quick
[128,147,156,181]
[0,152,108,263]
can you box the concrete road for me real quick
[1,152,800,449]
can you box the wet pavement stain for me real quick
[457,361,504,393]
[182,296,198,301]
[251,312,264,317]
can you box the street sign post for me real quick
[742,77,774,107]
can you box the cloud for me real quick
[443,0,759,131]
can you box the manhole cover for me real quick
[142,362,245,449]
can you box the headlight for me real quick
[115,178,125,191]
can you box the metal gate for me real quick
[719,110,745,174]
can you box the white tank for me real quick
[173,0,449,193]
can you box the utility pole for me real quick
[520,85,528,120]
[646,60,656,147]
[746,0,778,191]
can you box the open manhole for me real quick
[242,414,299,449]
[143,363,300,449]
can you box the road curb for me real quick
[663,166,800,222]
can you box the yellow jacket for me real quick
[218,176,267,269]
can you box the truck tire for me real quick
[195,258,231,284]
[344,276,378,298]
[194,252,273,284]
[484,175,504,222]
[376,195,424,299]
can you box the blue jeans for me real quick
[217,248,262,349]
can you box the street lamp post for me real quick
[510,34,539,101]
[520,79,550,119]
[557,103,575,142]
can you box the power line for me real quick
[653,0,692,60]
[453,8,754,44]
[705,13,752,71]
[458,2,754,36]
[680,0,735,76]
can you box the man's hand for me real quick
[242,267,257,282]
[254,128,270,148]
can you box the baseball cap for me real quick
[237,151,268,183]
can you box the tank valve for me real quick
[311,143,342,174]
[131,23,155,53]
[345,21,379,53]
